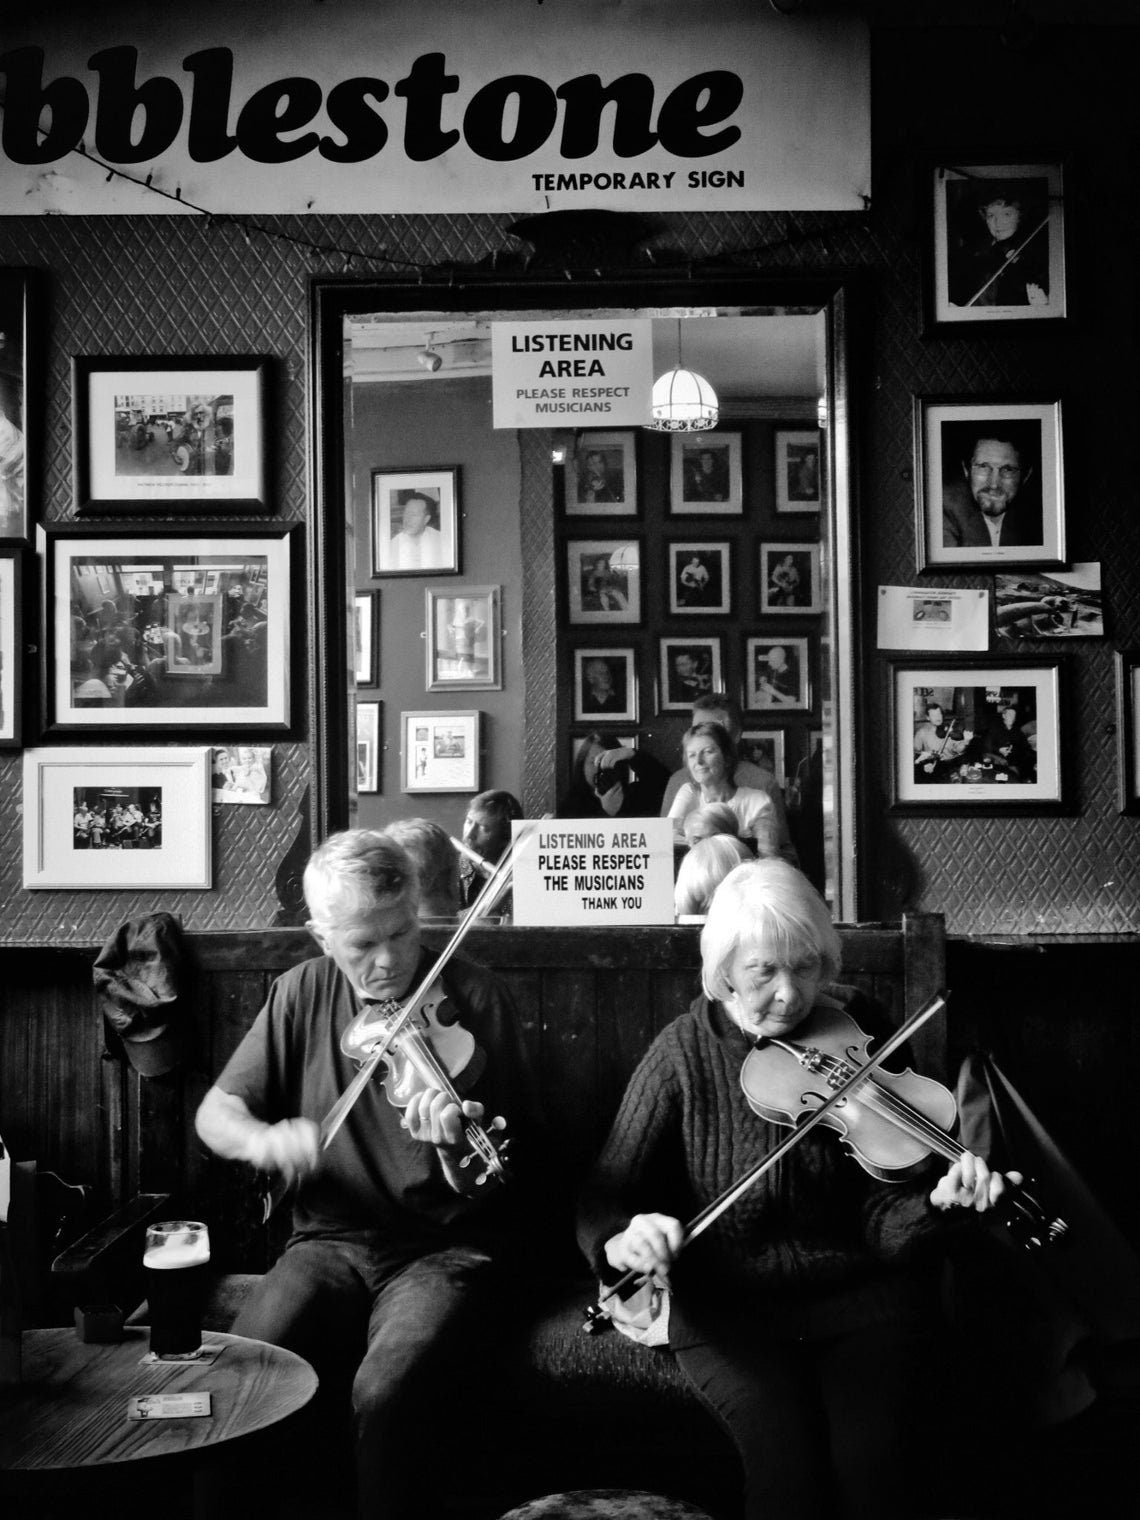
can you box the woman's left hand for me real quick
[929,1151,1023,1213]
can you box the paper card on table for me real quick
[127,1392,212,1419]
[877,586,989,651]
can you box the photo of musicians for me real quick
[912,683,1038,785]
[72,786,162,849]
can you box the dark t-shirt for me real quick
[216,949,529,1245]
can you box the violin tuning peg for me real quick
[489,1115,507,1133]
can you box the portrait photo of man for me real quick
[372,469,459,576]
[940,420,1043,551]
[575,652,633,720]
[389,489,446,570]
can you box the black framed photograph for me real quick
[357,700,381,793]
[425,584,501,691]
[915,396,1065,572]
[371,466,460,576]
[565,430,638,516]
[1115,651,1140,816]
[775,430,823,514]
[739,728,786,787]
[0,269,35,543]
[667,541,731,616]
[760,543,821,614]
[670,432,743,515]
[891,659,1063,810]
[22,745,212,889]
[566,539,641,624]
[929,158,1067,332]
[573,647,637,723]
[354,590,379,686]
[45,524,294,733]
[72,355,269,516]
[0,548,23,748]
[658,636,723,712]
[745,636,811,712]
[402,708,481,793]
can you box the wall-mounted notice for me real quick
[510,816,675,926]
[492,319,653,429]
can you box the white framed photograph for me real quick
[23,746,212,889]
[566,539,641,624]
[775,430,823,513]
[354,590,378,686]
[565,430,638,516]
[670,433,743,515]
[759,543,822,614]
[357,700,381,793]
[0,549,22,748]
[72,355,269,514]
[372,466,460,576]
[426,584,501,691]
[402,708,481,793]
[667,541,731,616]
[738,729,786,788]
[658,637,723,712]
[745,636,811,712]
[573,648,638,724]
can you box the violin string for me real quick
[812,1055,964,1160]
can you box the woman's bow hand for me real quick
[930,1151,1023,1213]
[606,1212,684,1285]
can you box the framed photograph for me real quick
[995,565,1104,641]
[658,636,723,713]
[357,701,381,794]
[915,396,1065,572]
[667,541,731,616]
[739,729,786,788]
[426,584,501,691]
[22,746,212,889]
[45,525,294,733]
[371,467,460,576]
[670,432,743,515]
[402,709,481,793]
[1115,651,1140,816]
[211,744,272,805]
[745,636,811,712]
[354,590,379,686]
[0,269,35,543]
[0,548,23,748]
[891,660,1064,810]
[566,539,641,624]
[565,430,638,516]
[775,430,823,513]
[72,355,269,515]
[929,158,1067,332]
[573,648,638,724]
[760,543,822,614]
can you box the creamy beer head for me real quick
[143,1220,211,1355]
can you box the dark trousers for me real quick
[231,1233,495,1520]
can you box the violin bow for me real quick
[964,213,1049,307]
[585,991,948,1328]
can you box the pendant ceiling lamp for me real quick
[648,319,719,432]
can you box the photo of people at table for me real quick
[912,685,1038,784]
[73,786,162,849]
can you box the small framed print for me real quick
[0,548,23,748]
[372,467,460,576]
[426,584,501,691]
[573,648,637,724]
[357,700,381,794]
[402,709,481,793]
[72,355,270,515]
[739,729,786,788]
[891,659,1064,811]
[565,430,638,516]
[658,636,723,712]
[1115,651,1140,816]
[670,433,743,515]
[760,543,821,614]
[211,744,272,805]
[994,565,1104,641]
[22,746,212,889]
[775,430,823,514]
[354,591,379,687]
[1,268,36,543]
[929,158,1067,332]
[745,636,811,712]
[668,541,731,616]
[915,396,1065,572]
[566,539,641,624]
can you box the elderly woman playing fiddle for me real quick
[667,722,778,854]
[578,859,1019,1520]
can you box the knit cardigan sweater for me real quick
[577,988,955,1348]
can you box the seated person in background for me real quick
[558,732,670,819]
[982,704,1036,781]
[667,722,780,857]
[661,693,796,865]
[579,857,1019,1520]
[674,834,752,917]
[682,801,741,847]
[383,817,462,921]
[459,788,524,911]
[194,830,531,1520]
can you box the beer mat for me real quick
[140,1344,223,1365]
[127,1393,212,1420]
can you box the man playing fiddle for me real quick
[195,829,531,1520]
[913,701,978,782]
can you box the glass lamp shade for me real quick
[649,366,719,432]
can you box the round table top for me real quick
[0,1327,317,1473]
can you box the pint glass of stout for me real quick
[143,1220,211,1355]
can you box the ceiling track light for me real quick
[417,332,443,372]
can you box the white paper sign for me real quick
[510,816,675,926]
[491,320,653,429]
[876,586,990,652]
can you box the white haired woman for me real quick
[579,858,1017,1520]
[673,834,752,917]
